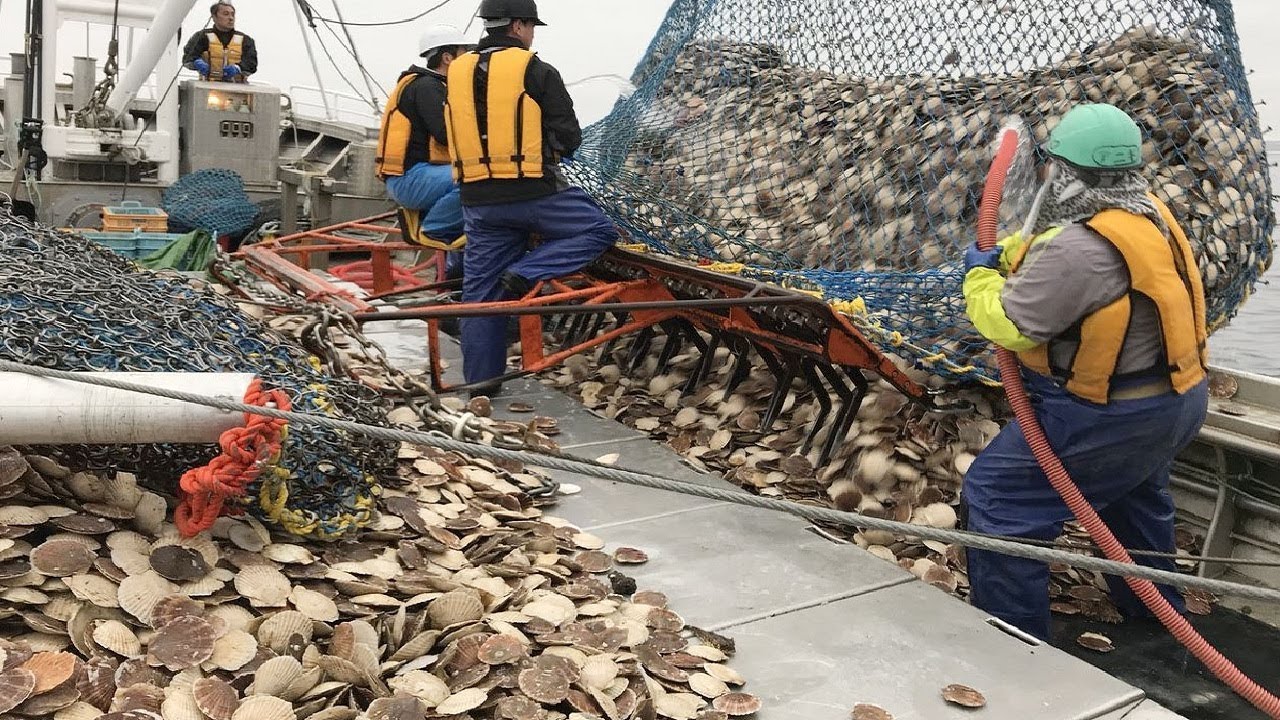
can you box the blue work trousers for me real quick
[963,372,1208,641]
[460,187,618,384]
[385,163,464,241]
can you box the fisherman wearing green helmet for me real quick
[960,104,1211,640]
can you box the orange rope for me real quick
[174,378,291,537]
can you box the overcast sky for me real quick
[0,0,1276,133]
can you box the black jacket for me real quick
[182,29,259,75]
[457,35,581,206]
[397,66,449,171]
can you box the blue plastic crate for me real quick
[81,230,184,259]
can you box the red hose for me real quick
[978,127,1280,718]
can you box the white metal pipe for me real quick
[292,0,333,120]
[0,372,257,444]
[105,0,197,120]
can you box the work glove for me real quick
[193,59,210,75]
[559,152,575,165]
[222,64,242,80]
[963,242,1003,274]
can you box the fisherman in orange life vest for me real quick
[375,26,475,250]
[445,0,619,398]
[182,2,258,83]
[960,103,1210,641]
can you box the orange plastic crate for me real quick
[101,201,169,233]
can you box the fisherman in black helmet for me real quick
[445,0,619,397]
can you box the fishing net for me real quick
[163,168,260,239]
[0,203,396,537]
[572,0,1274,382]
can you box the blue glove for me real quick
[193,59,210,75]
[560,152,575,165]
[963,242,1003,273]
[222,64,242,80]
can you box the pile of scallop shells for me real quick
[0,440,757,720]
[624,25,1272,295]
[542,338,1214,622]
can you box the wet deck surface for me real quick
[363,316,1188,720]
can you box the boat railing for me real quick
[285,85,379,128]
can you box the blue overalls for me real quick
[459,187,618,385]
[385,164,464,241]
[963,371,1208,640]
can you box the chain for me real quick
[0,206,397,536]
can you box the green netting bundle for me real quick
[573,0,1273,381]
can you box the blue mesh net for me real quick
[571,0,1274,381]
[163,168,260,239]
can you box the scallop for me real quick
[426,589,485,629]
[117,571,179,623]
[289,586,339,622]
[250,656,303,697]
[193,677,239,720]
[387,670,450,707]
[91,620,141,657]
[233,566,291,608]
[256,610,314,653]
[230,695,294,720]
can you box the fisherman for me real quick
[960,103,1210,641]
[182,2,258,83]
[446,0,619,397]
[375,25,474,246]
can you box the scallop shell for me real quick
[389,629,441,662]
[702,663,744,686]
[110,548,153,577]
[434,687,488,715]
[209,630,258,672]
[148,616,217,670]
[117,572,179,623]
[1076,632,1115,653]
[850,704,894,720]
[0,506,48,526]
[0,667,36,713]
[149,545,209,582]
[579,654,619,690]
[65,574,121,608]
[250,656,303,697]
[940,684,986,709]
[261,543,316,564]
[192,677,239,720]
[207,604,255,633]
[655,693,704,720]
[131,493,167,536]
[688,673,730,698]
[613,547,649,564]
[233,566,291,608]
[476,634,525,665]
[386,671,450,706]
[517,667,570,704]
[230,695,294,720]
[256,610,314,653]
[366,696,428,720]
[289,586,339,622]
[159,689,205,720]
[149,595,205,630]
[21,651,77,694]
[427,589,485,629]
[31,539,96,577]
[711,692,760,716]
[54,700,105,720]
[92,620,142,657]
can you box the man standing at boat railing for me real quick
[182,2,259,83]
[445,0,619,398]
[375,26,474,254]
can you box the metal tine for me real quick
[817,366,869,467]
[799,359,834,456]
[624,326,657,374]
[565,307,603,347]
[760,351,798,432]
[595,311,631,364]
[681,329,722,397]
[720,334,754,402]
[562,311,592,345]
[547,310,572,337]
[653,320,687,376]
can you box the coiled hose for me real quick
[978,126,1280,718]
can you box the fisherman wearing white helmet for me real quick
[375,25,475,244]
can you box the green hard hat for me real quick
[1047,103,1143,171]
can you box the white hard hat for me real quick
[418,24,472,57]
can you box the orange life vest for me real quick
[444,47,544,182]
[375,71,451,179]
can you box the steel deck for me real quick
[357,310,1190,720]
